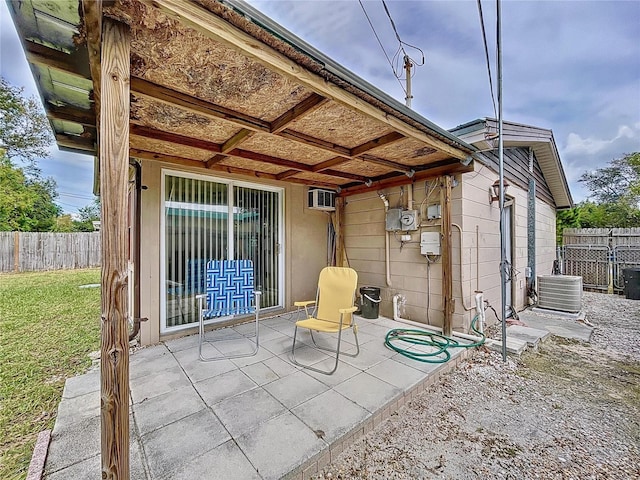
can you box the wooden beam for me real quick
[24,40,91,79]
[338,160,473,196]
[350,131,405,157]
[131,77,358,161]
[221,129,254,153]
[205,154,227,168]
[277,129,351,157]
[359,154,414,174]
[441,175,453,337]
[131,77,271,133]
[82,0,104,114]
[270,93,327,133]
[48,104,96,127]
[150,0,471,160]
[323,169,368,182]
[131,148,280,180]
[312,156,348,172]
[99,19,130,480]
[130,124,221,153]
[275,169,299,180]
[334,197,346,267]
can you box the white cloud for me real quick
[564,124,640,156]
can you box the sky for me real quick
[1,0,639,213]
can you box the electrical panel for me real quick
[385,208,402,231]
[400,210,419,231]
[420,231,441,256]
[427,203,441,220]
[308,188,336,211]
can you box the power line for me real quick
[358,0,407,94]
[381,0,425,80]
[477,0,498,119]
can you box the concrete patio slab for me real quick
[42,314,476,479]
[507,325,552,347]
[518,310,594,342]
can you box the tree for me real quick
[557,152,640,242]
[0,78,53,170]
[0,78,61,231]
[578,152,640,205]
[73,197,100,232]
[0,154,61,231]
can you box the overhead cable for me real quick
[358,0,407,94]
[381,0,425,80]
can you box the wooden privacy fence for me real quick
[0,232,101,272]
[561,228,640,292]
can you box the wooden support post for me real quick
[100,19,130,480]
[335,197,346,267]
[441,175,453,337]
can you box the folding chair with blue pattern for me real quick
[196,259,262,362]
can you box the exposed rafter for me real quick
[350,131,405,157]
[24,40,91,79]
[270,93,327,133]
[47,104,96,126]
[221,129,255,153]
[130,124,221,153]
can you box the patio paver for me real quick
[42,314,473,479]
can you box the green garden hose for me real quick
[384,314,485,363]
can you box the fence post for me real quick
[13,232,19,272]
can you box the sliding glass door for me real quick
[161,171,283,332]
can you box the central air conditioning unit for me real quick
[537,275,582,313]
[308,188,336,211]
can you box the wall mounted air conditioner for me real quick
[308,188,336,211]
[537,275,582,313]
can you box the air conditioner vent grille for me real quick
[537,275,582,313]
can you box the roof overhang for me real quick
[452,118,573,208]
[7,0,477,197]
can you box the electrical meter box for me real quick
[420,231,441,256]
[427,203,441,220]
[400,210,419,231]
[385,208,402,231]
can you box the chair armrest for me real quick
[339,306,358,314]
[294,300,316,307]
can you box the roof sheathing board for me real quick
[130,95,240,143]
[331,159,392,178]
[193,0,475,155]
[287,102,393,149]
[367,138,445,166]
[240,133,336,166]
[130,135,213,161]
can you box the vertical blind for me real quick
[164,174,281,330]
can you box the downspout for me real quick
[392,294,484,343]
[379,193,392,286]
[129,161,147,341]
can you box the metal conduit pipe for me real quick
[392,294,484,343]
[379,193,392,286]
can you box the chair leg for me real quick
[198,298,260,362]
[291,321,360,375]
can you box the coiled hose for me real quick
[384,314,485,363]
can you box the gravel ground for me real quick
[314,291,640,479]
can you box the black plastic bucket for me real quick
[359,286,381,319]
[622,267,640,300]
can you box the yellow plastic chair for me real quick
[291,267,360,374]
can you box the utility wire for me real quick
[477,0,498,119]
[358,0,407,94]
[381,0,425,80]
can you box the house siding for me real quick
[137,159,329,345]
[342,155,558,335]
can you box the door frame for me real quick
[159,168,284,334]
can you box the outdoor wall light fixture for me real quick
[489,179,509,205]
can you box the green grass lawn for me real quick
[0,269,101,480]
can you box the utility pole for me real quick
[404,54,413,108]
